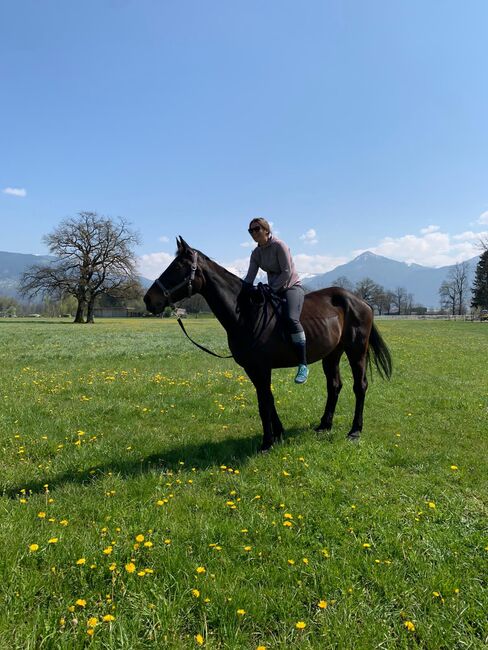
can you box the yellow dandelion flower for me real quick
[295,621,306,629]
[283,513,293,519]
[287,559,295,565]
[76,558,86,565]
[195,633,204,645]
[102,614,115,622]
[427,501,436,509]
[60,519,69,526]
[192,589,200,598]
[283,521,293,527]
[450,465,458,470]
[244,546,252,552]
[75,599,87,607]
[363,543,371,548]
[404,620,415,631]
[37,512,46,518]
[164,539,171,545]
[125,562,136,573]
[137,570,145,576]
[135,534,145,543]
[103,546,113,555]
[318,600,328,609]
[196,566,206,574]
[144,541,153,548]
[29,543,39,552]
[257,646,267,650]
[48,538,58,544]
[108,563,117,571]
[87,617,98,627]
[237,609,246,615]
[87,629,94,636]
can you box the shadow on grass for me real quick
[3,427,311,499]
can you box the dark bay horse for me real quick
[144,237,392,451]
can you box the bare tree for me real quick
[439,261,470,315]
[20,212,141,323]
[354,277,381,303]
[392,286,408,315]
[439,280,457,314]
[331,275,354,291]
[376,289,395,315]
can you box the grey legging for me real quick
[281,284,305,335]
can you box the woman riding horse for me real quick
[244,218,308,384]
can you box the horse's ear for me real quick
[177,236,191,252]
[176,236,184,253]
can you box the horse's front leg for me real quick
[245,365,282,451]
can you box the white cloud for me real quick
[240,241,252,248]
[159,235,169,243]
[354,225,487,267]
[420,225,440,234]
[478,211,488,225]
[299,228,318,245]
[293,253,348,276]
[137,252,174,279]
[2,187,26,197]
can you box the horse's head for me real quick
[144,237,203,315]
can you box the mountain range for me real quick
[0,249,480,309]
[303,251,479,308]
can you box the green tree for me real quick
[471,248,488,310]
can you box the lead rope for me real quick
[175,317,233,359]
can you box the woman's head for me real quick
[248,218,271,242]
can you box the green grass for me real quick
[0,318,486,649]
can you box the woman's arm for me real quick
[243,250,259,285]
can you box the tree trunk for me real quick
[74,300,86,323]
[86,300,95,324]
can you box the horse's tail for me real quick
[368,322,392,380]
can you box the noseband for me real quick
[154,250,198,309]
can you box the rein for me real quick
[155,250,233,359]
[176,317,233,359]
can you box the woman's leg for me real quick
[283,286,308,382]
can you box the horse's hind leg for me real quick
[315,348,343,433]
[345,348,368,441]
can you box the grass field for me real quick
[0,317,486,649]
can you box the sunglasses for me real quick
[248,226,262,234]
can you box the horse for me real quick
[144,237,392,451]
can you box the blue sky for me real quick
[1,0,487,279]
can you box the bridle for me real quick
[153,249,233,359]
[154,250,198,310]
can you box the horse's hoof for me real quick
[347,433,360,443]
[260,444,272,454]
[314,425,331,433]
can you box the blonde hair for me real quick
[249,217,271,234]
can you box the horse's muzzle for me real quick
[143,288,166,315]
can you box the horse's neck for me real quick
[200,260,241,331]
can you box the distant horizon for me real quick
[0,245,481,283]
